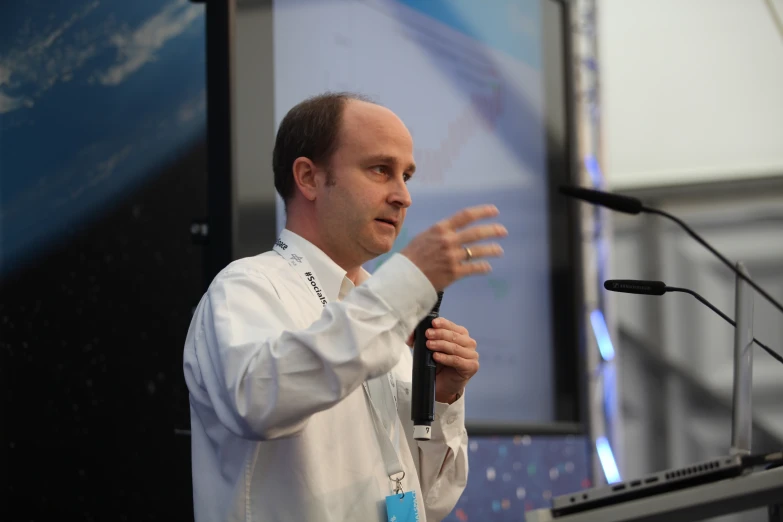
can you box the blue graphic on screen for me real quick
[395,0,541,68]
[0,1,206,277]
[443,435,592,521]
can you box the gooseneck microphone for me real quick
[559,185,643,215]
[412,291,444,441]
[604,279,783,365]
[560,185,783,316]
[604,279,666,296]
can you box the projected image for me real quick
[444,435,591,521]
[274,0,553,422]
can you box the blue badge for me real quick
[385,491,419,522]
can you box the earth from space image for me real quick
[0,0,207,277]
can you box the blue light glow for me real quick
[590,309,615,361]
[596,436,622,484]
[602,364,619,445]
[584,155,604,186]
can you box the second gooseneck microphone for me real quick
[412,291,444,441]
[603,279,783,365]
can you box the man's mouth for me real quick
[375,218,397,227]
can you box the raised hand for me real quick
[400,205,507,291]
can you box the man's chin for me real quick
[372,245,394,257]
[363,238,396,258]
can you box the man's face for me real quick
[316,100,416,266]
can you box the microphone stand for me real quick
[643,206,783,317]
[731,262,754,456]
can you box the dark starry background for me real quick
[1,141,206,520]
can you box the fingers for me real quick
[432,352,480,374]
[425,325,478,358]
[460,243,504,261]
[427,338,479,360]
[441,205,500,231]
[456,223,508,245]
[403,203,507,291]
[456,260,493,277]
[455,243,503,278]
[431,318,469,336]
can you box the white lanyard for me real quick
[273,236,406,492]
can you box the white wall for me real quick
[598,0,783,189]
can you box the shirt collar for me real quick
[278,228,371,302]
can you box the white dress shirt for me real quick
[183,229,469,521]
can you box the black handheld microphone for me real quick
[561,185,783,316]
[603,279,783,365]
[412,291,444,441]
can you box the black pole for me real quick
[204,0,235,291]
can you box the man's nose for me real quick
[389,179,412,208]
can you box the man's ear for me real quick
[291,157,318,201]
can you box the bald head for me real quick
[334,99,416,178]
[272,92,375,204]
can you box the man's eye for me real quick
[403,173,411,183]
[371,166,386,175]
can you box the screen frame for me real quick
[204,0,588,434]
[542,0,587,431]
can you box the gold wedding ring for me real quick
[464,246,473,261]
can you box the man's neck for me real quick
[284,220,363,284]
[344,266,363,285]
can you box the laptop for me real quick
[550,454,745,517]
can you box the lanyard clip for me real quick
[390,470,405,498]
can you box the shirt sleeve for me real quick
[184,253,438,441]
[412,396,469,521]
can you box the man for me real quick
[183,92,507,521]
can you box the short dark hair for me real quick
[272,91,375,203]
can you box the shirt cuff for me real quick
[429,392,466,442]
[361,253,438,336]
